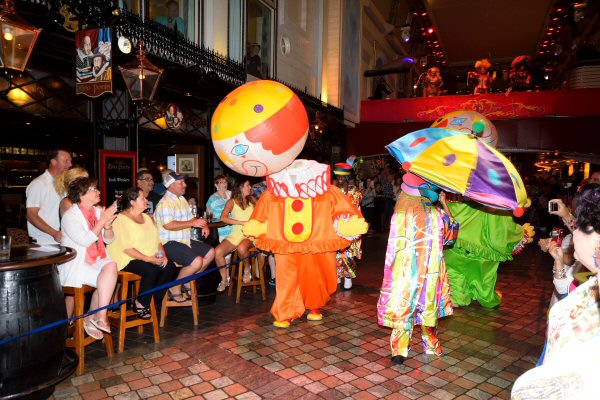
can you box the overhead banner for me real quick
[76,27,113,98]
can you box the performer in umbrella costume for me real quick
[377,172,458,364]
[333,162,363,290]
[211,80,368,328]
[431,111,535,307]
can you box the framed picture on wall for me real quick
[175,153,198,177]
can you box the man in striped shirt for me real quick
[155,172,215,301]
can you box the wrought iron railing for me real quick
[114,12,246,87]
[18,0,344,121]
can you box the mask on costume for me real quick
[418,183,440,205]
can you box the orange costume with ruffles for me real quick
[244,160,368,323]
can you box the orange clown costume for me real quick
[243,160,368,326]
[210,80,367,326]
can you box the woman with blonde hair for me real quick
[54,167,89,217]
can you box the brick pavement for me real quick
[51,234,551,399]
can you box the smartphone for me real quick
[550,228,564,247]
[548,201,559,212]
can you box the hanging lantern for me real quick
[0,0,42,71]
[119,41,163,102]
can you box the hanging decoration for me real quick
[75,27,113,98]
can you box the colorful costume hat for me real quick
[333,162,353,176]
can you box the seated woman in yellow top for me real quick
[108,187,178,319]
[214,179,257,292]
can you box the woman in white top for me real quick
[59,177,118,340]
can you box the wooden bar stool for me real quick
[108,271,160,353]
[160,278,199,327]
[63,285,114,375]
[228,247,266,304]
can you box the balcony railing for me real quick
[18,0,343,123]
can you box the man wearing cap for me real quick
[136,168,162,215]
[154,171,215,301]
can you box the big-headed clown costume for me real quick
[244,160,367,324]
[211,80,368,327]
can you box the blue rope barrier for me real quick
[0,253,260,347]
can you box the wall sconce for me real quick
[0,0,42,71]
[400,25,410,43]
[310,113,325,140]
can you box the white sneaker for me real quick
[344,277,352,290]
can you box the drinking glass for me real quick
[0,235,12,261]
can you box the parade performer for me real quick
[333,162,363,290]
[210,80,368,328]
[423,67,443,97]
[377,172,458,364]
[443,199,534,308]
[468,58,494,94]
[244,160,367,326]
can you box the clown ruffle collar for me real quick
[266,159,330,199]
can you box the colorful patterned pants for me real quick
[390,325,442,357]
[336,256,356,279]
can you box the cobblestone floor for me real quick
[51,233,551,399]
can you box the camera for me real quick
[550,228,564,247]
[548,200,559,212]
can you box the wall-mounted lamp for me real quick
[0,0,42,71]
[119,41,163,102]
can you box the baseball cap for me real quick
[164,171,186,188]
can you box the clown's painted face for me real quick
[211,80,309,177]
[431,110,498,147]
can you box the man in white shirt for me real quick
[26,149,72,244]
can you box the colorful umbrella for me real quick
[386,128,528,216]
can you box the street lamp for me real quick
[119,41,163,165]
[0,0,42,71]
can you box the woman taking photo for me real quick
[512,184,600,399]
[58,177,118,340]
[108,187,178,318]
[214,179,257,292]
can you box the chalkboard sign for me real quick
[99,150,137,206]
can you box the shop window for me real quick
[120,0,195,40]
[245,0,273,79]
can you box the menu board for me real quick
[99,150,136,206]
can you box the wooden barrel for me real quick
[0,246,76,399]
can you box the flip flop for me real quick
[168,290,187,303]
[84,320,104,340]
[181,285,192,299]
[90,319,112,334]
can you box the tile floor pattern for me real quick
[51,235,553,399]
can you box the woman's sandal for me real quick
[90,318,111,334]
[242,269,252,283]
[168,289,187,303]
[136,307,152,320]
[83,320,104,340]
[181,285,192,299]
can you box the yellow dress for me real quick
[226,201,254,246]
